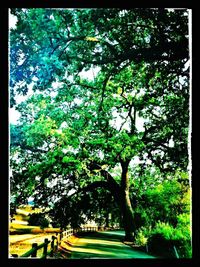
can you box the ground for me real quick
[9,205,61,257]
[9,233,59,257]
[60,230,156,259]
[9,206,156,259]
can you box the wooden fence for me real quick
[10,226,104,258]
[11,233,61,259]
[11,226,180,259]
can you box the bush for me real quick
[148,220,192,258]
[135,227,149,246]
[28,213,49,229]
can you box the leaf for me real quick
[85,37,99,42]
[117,87,123,95]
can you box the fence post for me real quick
[173,245,179,258]
[31,243,38,257]
[50,236,55,257]
[42,238,49,259]
[57,233,60,244]
[55,236,58,250]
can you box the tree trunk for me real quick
[120,160,135,241]
[105,212,110,227]
[121,189,135,241]
[73,162,136,241]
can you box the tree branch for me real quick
[68,181,111,199]
[98,62,123,112]
[88,162,121,197]
[145,138,169,150]
[81,39,188,65]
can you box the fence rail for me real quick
[10,226,114,258]
[11,234,59,259]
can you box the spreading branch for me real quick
[81,39,188,65]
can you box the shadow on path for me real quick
[68,230,156,259]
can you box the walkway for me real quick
[62,230,156,259]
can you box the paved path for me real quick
[67,230,156,259]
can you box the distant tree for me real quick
[28,213,49,228]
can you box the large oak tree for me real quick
[10,8,189,241]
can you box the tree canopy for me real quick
[9,8,190,245]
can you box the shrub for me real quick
[148,220,192,258]
[51,221,61,228]
[135,227,149,246]
[28,213,49,229]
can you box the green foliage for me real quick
[148,220,192,258]
[131,168,191,257]
[151,221,175,240]
[135,227,148,246]
[9,8,190,246]
[132,170,191,229]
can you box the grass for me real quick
[16,205,43,214]
[13,205,44,220]
[14,213,30,221]
[9,233,55,257]
[10,222,40,234]
[10,222,61,235]
[9,205,62,257]
[9,226,62,257]
[10,205,61,234]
